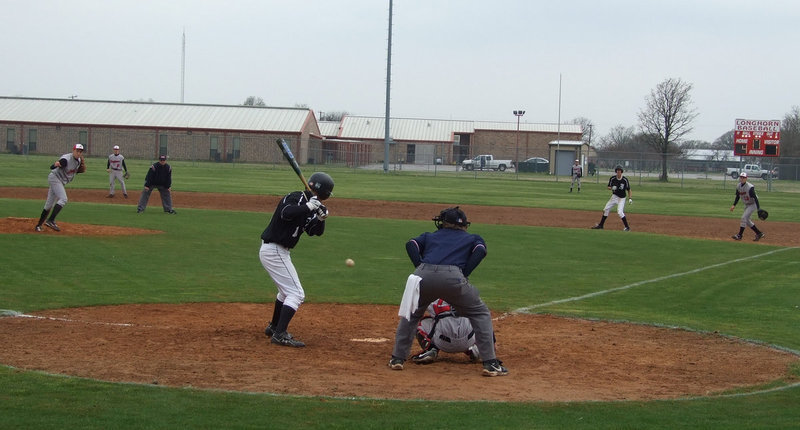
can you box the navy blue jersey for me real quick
[261,191,324,249]
[408,228,486,270]
[607,175,630,198]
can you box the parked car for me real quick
[517,157,549,173]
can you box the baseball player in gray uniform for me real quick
[569,159,583,193]
[260,172,334,347]
[106,145,129,198]
[35,144,86,232]
[411,299,483,365]
[592,165,632,231]
[730,172,765,241]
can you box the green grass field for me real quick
[1,154,799,429]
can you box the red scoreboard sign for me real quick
[733,119,780,157]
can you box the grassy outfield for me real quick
[3,153,799,221]
[1,155,800,429]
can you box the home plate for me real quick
[350,337,390,343]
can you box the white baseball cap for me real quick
[73,144,84,151]
[740,172,747,178]
[113,145,120,150]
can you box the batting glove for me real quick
[306,197,322,211]
[316,205,329,220]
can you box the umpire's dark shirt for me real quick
[144,162,172,188]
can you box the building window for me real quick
[232,137,241,160]
[210,136,219,161]
[28,129,37,152]
[6,128,16,153]
[159,134,168,157]
[79,131,88,147]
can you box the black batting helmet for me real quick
[308,172,334,200]
[433,206,470,229]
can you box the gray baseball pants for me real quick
[392,263,496,362]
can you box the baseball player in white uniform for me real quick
[569,159,583,193]
[591,165,632,231]
[259,172,334,348]
[35,144,85,232]
[106,145,129,198]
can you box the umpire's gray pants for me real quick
[137,185,172,212]
[392,263,496,362]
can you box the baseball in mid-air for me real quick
[345,258,355,267]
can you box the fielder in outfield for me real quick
[35,143,86,232]
[730,172,766,241]
[259,172,334,347]
[569,159,583,193]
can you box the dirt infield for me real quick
[1,186,798,401]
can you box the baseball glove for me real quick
[77,158,86,173]
[123,171,130,179]
[757,209,769,220]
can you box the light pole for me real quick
[513,110,525,176]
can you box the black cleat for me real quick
[271,331,305,347]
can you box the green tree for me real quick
[637,78,698,181]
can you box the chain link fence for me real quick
[5,126,799,191]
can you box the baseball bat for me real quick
[275,138,312,193]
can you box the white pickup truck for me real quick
[726,164,773,179]
[461,155,513,171]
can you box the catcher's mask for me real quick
[433,206,470,229]
[307,172,334,200]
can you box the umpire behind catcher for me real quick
[389,206,508,377]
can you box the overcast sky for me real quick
[2,0,798,143]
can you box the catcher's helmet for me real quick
[307,172,334,200]
[429,299,453,316]
[433,206,470,229]
[614,165,624,173]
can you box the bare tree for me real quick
[780,105,800,158]
[570,116,595,145]
[637,78,698,181]
[243,96,266,106]
[319,111,349,122]
[598,125,636,151]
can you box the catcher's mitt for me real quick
[123,172,130,179]
[757,209,769,220]
[77,158,86,173]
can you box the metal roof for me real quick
[549,140,585,146]
[318,121,342,137]
[475,121,582,134]
[339,115,582,142]
[0,97,313,133]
